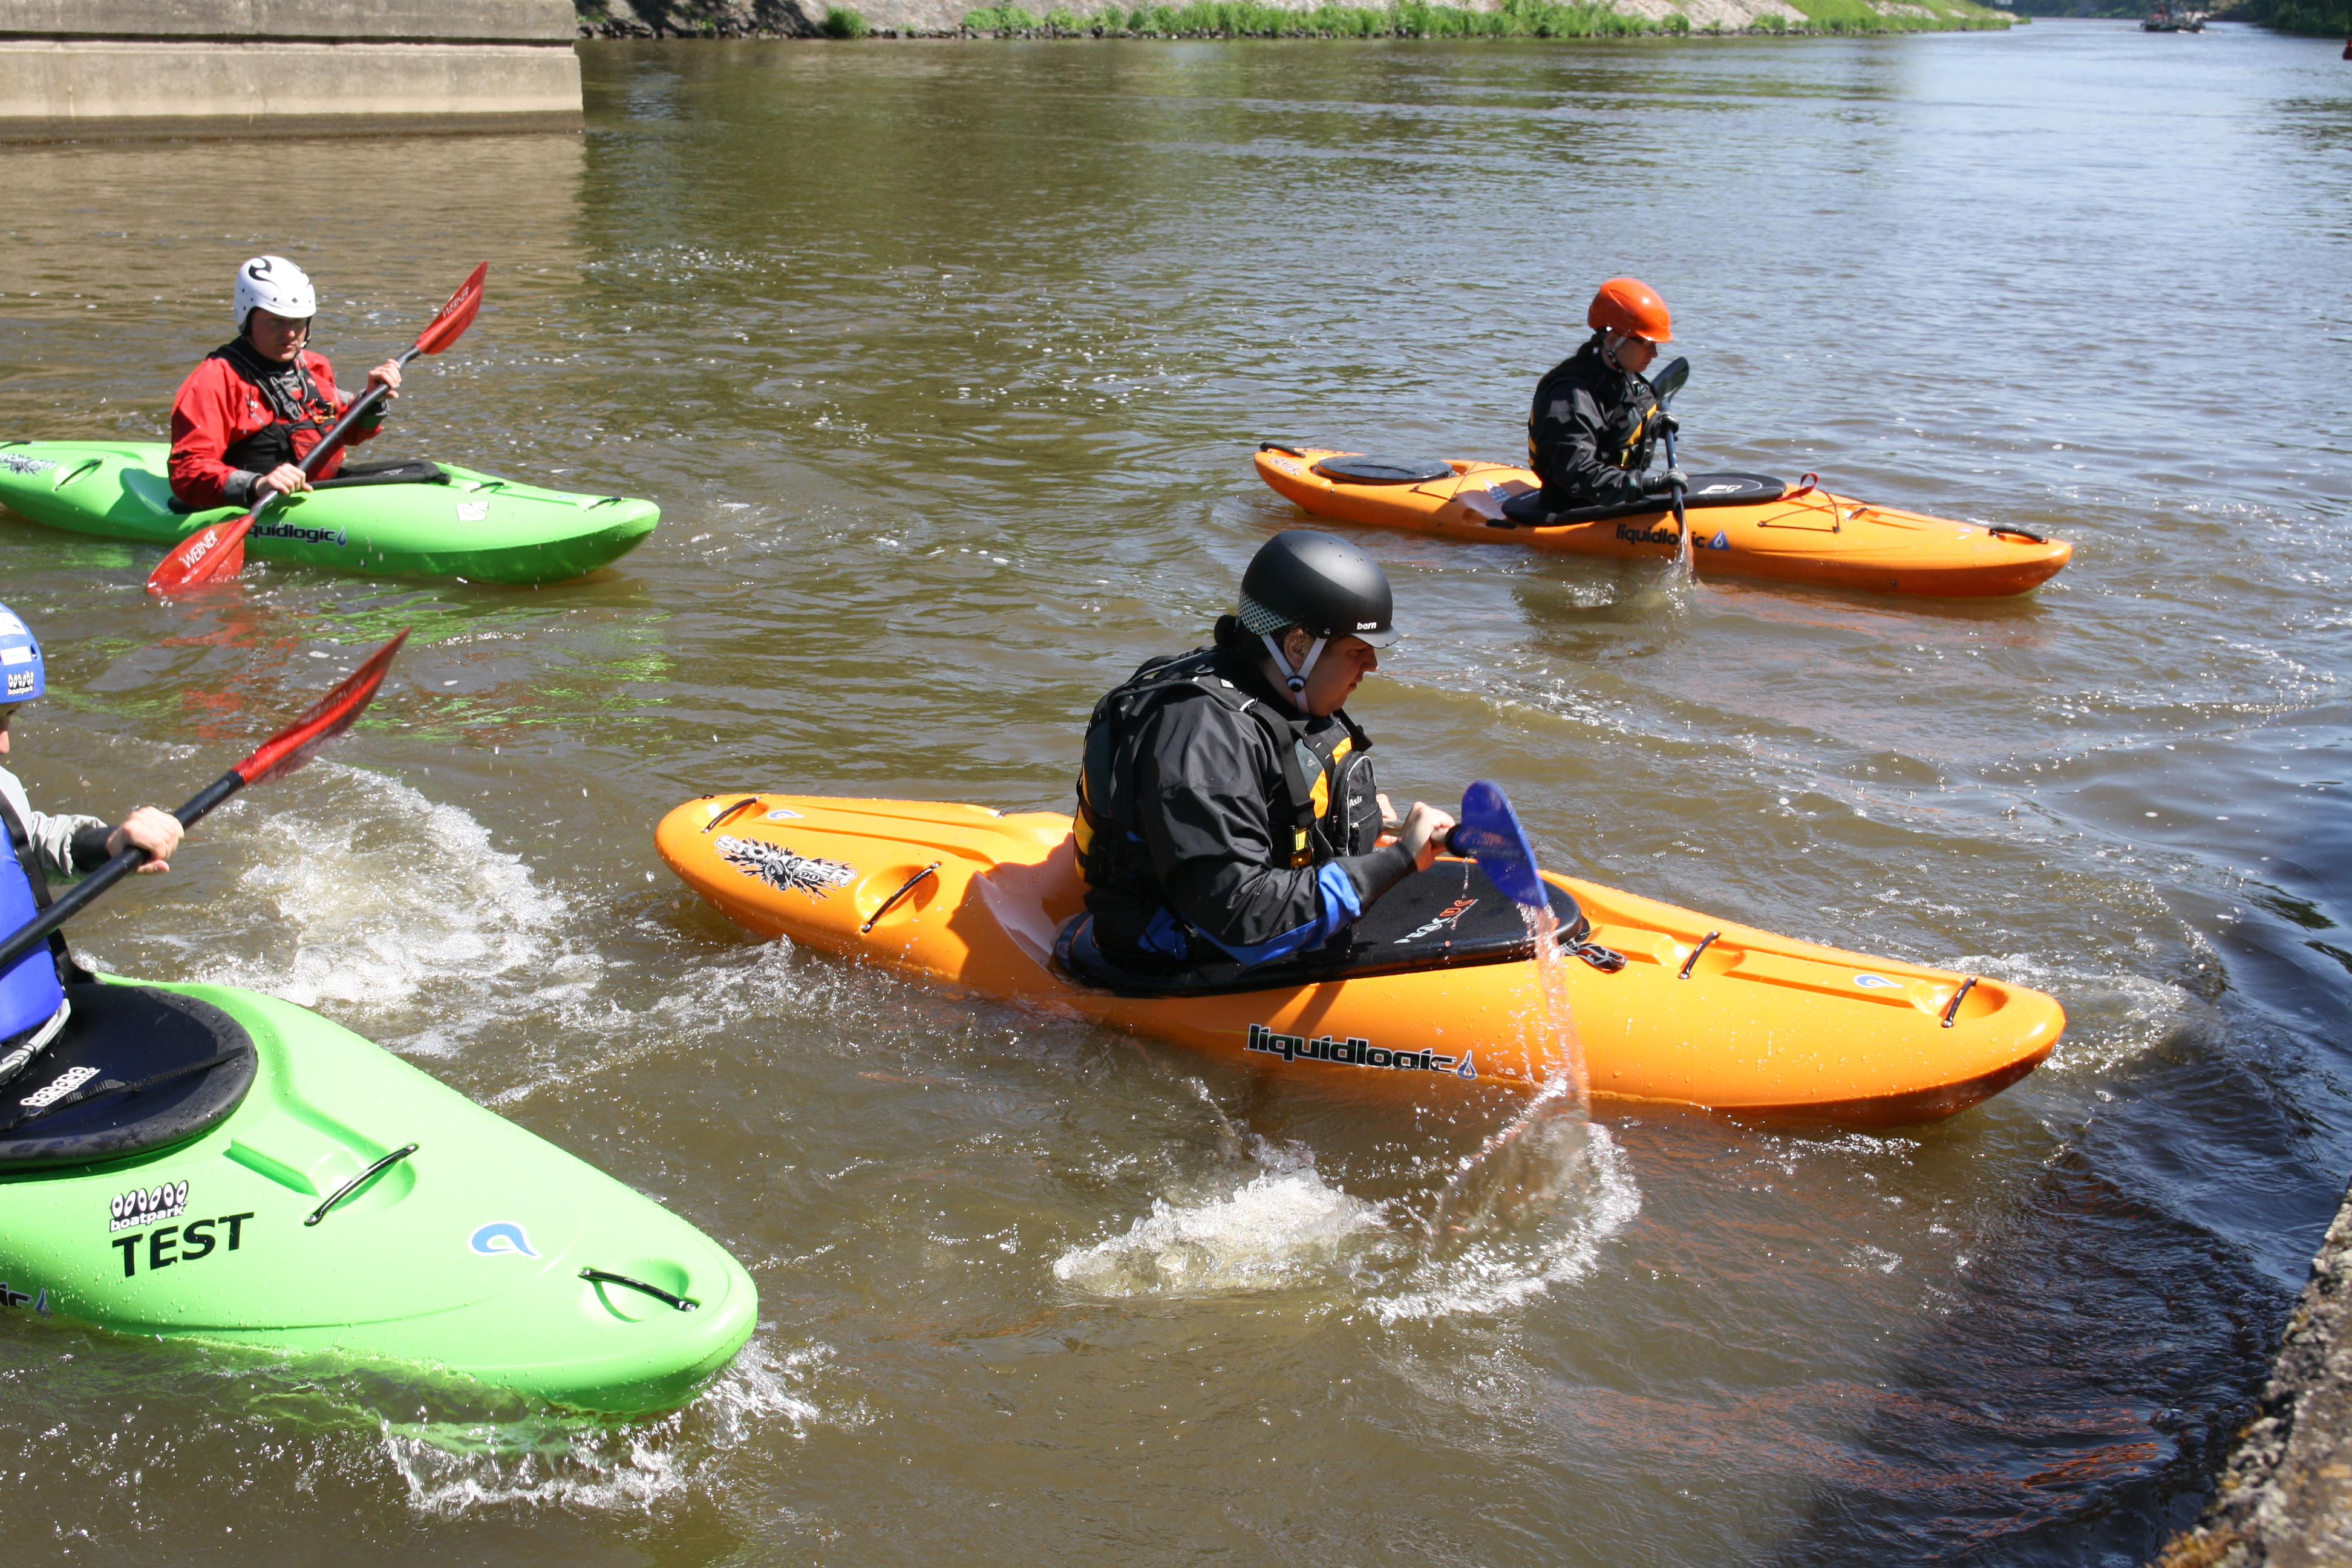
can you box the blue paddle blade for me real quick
[1450,780,1549,910]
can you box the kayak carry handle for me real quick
[581,1267,699,1312]
[1678,930,1720,980]
[1990,526,2048,544]
[1940,976,1979,1029]
[305,1142,417,1227]
[861,861,941,934]
[701,795,764,834]
[1259,442,1309,457]
[1789,472,1818,498]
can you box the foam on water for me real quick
[382,1338,841,1518]
[1053,1128,1642,1321]
[1052,1155,1385,1298]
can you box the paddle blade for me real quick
[146,511,255,595]
[1449,779,1549,910]
[1650,356,1690,407]
[415,262,488,356]
[230,629,408,787]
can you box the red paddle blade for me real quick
[230,629,409,787]
[415,262,488,356]
[146,511,255,596]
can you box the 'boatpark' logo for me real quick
[4,671,33,697]
[110,1181,189,1233]
[714,835,856,899]
[1247,1023,1476,1080]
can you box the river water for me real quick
[0,18,2345,1564]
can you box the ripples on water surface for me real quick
[0,18,2345,1564]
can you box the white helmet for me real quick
[233,255,316,332]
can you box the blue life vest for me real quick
[0,797,67,1048]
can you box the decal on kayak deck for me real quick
[1247,1023,1472,1079]
[714,835,855,899]
[19,1064,97,1108]
[764,808,803,821]
[0,454,56,477]
[0,1282,50,1314]
[1853,973,1901,990]
[1615,522,1681,547]
[252,520,349,548]
[1709,530,1729,550]
[110,1181,189,1233]
[1395,897,1478,944]
[111,1212,253,1278]
[457,501,490,523]
[470,1221,539,1259]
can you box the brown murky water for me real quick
[0,19,2346,1564]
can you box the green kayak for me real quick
[0,441,658,586]
[0,977,755,1414]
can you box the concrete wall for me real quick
[0,1,581,140]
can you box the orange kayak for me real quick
[1253,446,2073,598]
[656,794,2065,1128]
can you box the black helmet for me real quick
[1237,530,1397,647]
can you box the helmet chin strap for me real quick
[1261,632,1327,697]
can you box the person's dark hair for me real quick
[1212,613,1262,657]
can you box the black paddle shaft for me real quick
[280,347,420,489]
[0,770,245,978]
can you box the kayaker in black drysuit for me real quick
[0,605,182,1090]
[1071,530,1457,973]
[1526,275,1687,515]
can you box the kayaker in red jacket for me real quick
[168,255,402,511]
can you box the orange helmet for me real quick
[1587,276,1672,342]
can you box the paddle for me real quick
[0,629,408,978]
[1443,780,1625,971]
[1445,779,1550,911]
[1648,354,1692,575]
[147,263,489,595]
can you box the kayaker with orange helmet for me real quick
[1072,531,1457,973]
[1527,276,1685,514]
[168,256,402,511]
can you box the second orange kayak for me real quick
[1254,446,2073,598]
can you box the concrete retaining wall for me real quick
[0,0,581,140]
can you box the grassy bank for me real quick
[959,0,2015,33]
[2221,0,2350,32]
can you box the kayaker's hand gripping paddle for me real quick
[1443,779,1625,971]
[0,629,409,977]
[147,263,488,595]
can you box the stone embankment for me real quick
[575,0,2010,39]
[0,0,581,140]
[2154,1178,2352,1568]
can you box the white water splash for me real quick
[1052,1154,1383,1298]
[382,1338,840,1518]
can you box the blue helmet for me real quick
[0,606,44,705]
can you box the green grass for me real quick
[823,4,872,34]
[963,0,2013,33]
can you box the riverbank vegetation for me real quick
[955,0,2014,32]
[578,0,2017,36]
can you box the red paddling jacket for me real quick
[168,339,384,509]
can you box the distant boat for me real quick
[2142,4,2205,28]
